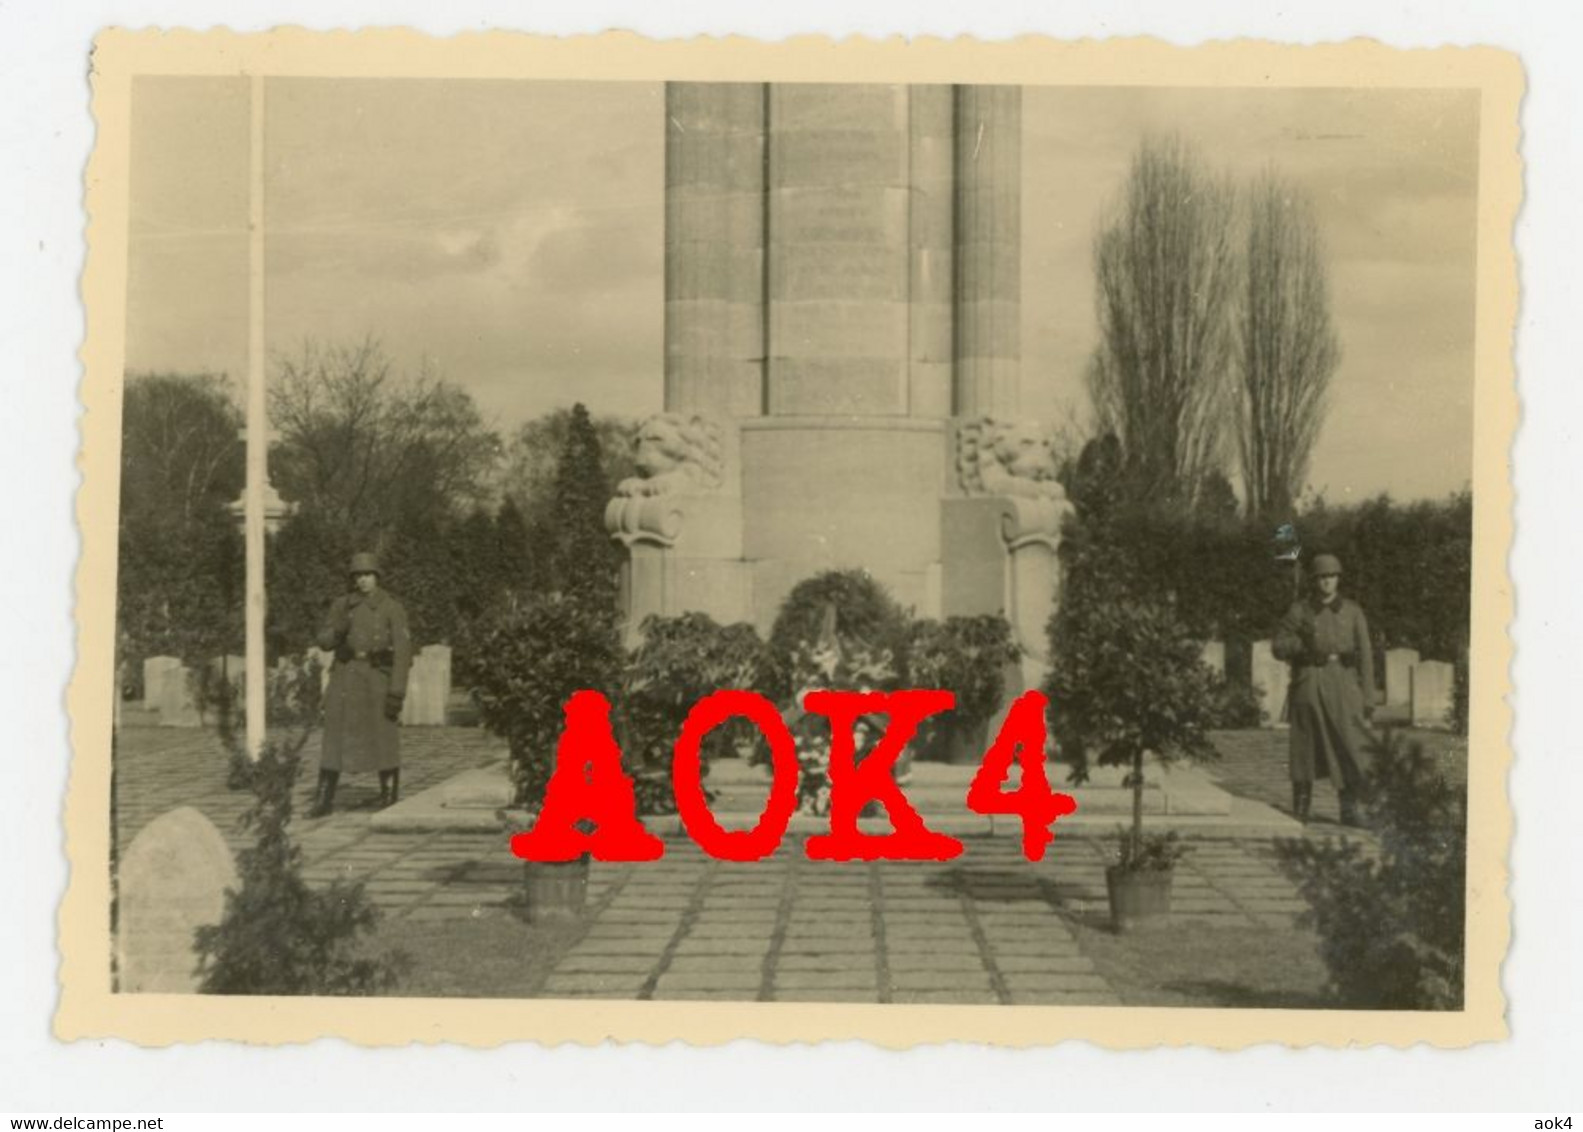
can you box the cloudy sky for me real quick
[126,77,1478,501]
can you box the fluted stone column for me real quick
[665,83,766,418]
[953,85,1021,418]
[908,85,956,418]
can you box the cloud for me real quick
[519,220,661,294]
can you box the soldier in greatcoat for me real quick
[1271,553,1377,826]
[309,552,413,817]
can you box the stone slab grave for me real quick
[1199,639,1226,679]
[1411,660,1455,729]
[1249,640,1289,730]
[1385,647,1420,707]
[143,655,200,728]
[116,806,237,993]
[374,748,1299,838]
[401,644,452,726]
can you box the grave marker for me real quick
[1250,640,1288,729]
[116,807,237,993]
[1385,647,1420,708]
[1411,660,1455,729]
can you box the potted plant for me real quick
[470,592,623,924]
[1104,828,1190,931]
[907,614,1022,763]
[1046,598,1219,932]
[494,807,590,925]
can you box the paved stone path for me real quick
[534,833,1316,1004]
[1204,726,1466,830]
[111,722,1425,1004]
[113,725,502,861]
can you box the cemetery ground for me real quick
[112,722,1467,1008]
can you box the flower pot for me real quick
[522,856,590,925]
[1105,864,1174,933]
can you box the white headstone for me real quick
[1385,647,1420,707]
[146,657,200,727]
[1199,639,1226,679]
[1250,639,1289,729]
[116,807,238,993]
[402,644,453,726]
[142,656,182,710]
[1411,660,1455,729]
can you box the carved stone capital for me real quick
[997,495,1072,552]
[604,495,687,548]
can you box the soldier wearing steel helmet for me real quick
[309,551,413,817]
[1272,552,1378,826]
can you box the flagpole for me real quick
[244,73,267,761]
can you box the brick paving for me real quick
[111,722,1426,1004]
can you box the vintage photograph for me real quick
[63,31,1518,1048]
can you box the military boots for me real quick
[308,769,339,818]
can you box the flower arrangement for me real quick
[784,635,899,816]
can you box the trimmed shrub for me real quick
[1203,673,1264,730]
[618,613,768,811]
[908,615,1021,724]
[1275,732,1466,1009]
[908,614,1021,757]
[621,613,771,762]
[468,593,623,807]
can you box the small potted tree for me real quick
[908,614,1022,763]
[469,592,624,924]
[1047,597,1219,932]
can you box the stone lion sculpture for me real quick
[956,417,1067,501]
[614,412,725,497]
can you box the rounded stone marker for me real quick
[116,806,237,993]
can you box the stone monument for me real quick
[606,83,1071,697]
[1385,647,1420,708]
[116,806,237,993]
[1411,660,1455,729]
[1250,639,1289,729]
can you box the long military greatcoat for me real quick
[317,588,413,773]
[1272,595,1377,788]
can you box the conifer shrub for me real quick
[194,735,405,995]
[1275,732,1467,1009]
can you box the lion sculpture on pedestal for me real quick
[614,412,725,498]
[956,417,1068,502]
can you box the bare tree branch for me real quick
[1235,171,1341,522]
[1087,134,1238,507]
